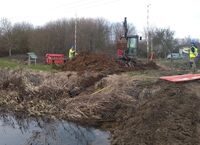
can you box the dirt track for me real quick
[1,53,200,145]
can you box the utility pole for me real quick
[74,14,77,51]
[147,4,150,59]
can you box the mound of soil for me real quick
[111,81,200,145]
[62,52,159,74]
[62,52,121,73]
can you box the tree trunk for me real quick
[9,48,12,56]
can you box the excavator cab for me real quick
[117,35,141,59]
[126,35,139,58]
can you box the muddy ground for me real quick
[1,53,200,145]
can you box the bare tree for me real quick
[76,18,111,53]
[0,18,13,56]
[0,17,136,58]
[111,22,136,41]
[12,22,33,53]
[150,27,176,58]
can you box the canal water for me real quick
[0,114,110,145]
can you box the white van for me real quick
[167,53,183,59]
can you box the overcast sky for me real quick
[0,0,199,38]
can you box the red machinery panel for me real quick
[45,54,64,64]
[160,74,200,82]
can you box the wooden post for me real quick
[28,55,30,65]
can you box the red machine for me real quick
[45,54,65,64]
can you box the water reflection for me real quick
[0,114,110,145]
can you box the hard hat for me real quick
[191,40,196,45]
[191,39,198,45]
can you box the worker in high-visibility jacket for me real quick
[68,46,76,60]
[189,42,198,73]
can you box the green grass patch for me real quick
[126,61,191,81]
[0,58,21,68]
[157,59,189,69]
[0,58,55,72]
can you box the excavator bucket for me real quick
[160,73,200,82]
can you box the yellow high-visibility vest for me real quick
[189,46,198,59]
[69,48,75,59]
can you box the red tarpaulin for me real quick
[160,74,200,82]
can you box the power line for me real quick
[6,0,122,26]
[55,0,101,9]
[52,0,122,13]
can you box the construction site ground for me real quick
[0,53,200,145]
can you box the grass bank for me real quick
[0,58,54,72]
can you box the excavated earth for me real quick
[62,52,159,73]
[0,53,200,145]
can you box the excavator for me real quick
[116,17,142,67]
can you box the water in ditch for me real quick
[0,114,110,145]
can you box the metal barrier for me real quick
[45,54,65,64]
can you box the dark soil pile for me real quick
[111,81,200,145]
[62,52,121,73]
[62,52,158,74]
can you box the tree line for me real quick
[0,17,192,58]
